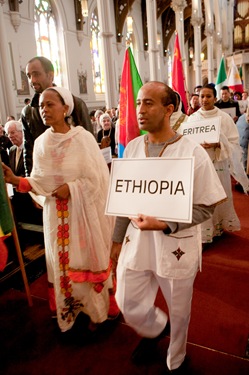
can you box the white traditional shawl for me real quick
[27,126,114,278]
[188,107,249,193]
[170,104,188,130]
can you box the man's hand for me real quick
[130,214,168,231]
[111,242,122,275]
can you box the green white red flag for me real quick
[215,56,227,99]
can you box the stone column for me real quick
[171,0,188,89]
[204,0,214,83]
[205,26,214,83]
[215,35,223,72]
[191,12,203,86]
[0,1,17,121]
[96,0,118,108]
[213,0,223,72]
[145,0,161,81]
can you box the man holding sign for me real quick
[111,82,226,372]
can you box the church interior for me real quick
[0,1,249,374]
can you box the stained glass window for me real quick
[90,10,105,94]
[34,0,62,86]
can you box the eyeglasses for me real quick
[6,130,22,136]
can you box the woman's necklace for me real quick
[144,132,182,157]
[102,127,111,138]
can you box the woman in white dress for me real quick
[2,87,117,332]
[188,84,248,243]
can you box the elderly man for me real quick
[111,81,226,373]
[4,120,42,226]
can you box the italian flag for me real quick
[215,57,227,99]
[118,47,143,158]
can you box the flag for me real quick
[172,33,188,113]
[215,57,227,99]
[227,59,243,93]
[0,160,14,236]
[0,235,8,271]
[118,47,143,158]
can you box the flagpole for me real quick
[2,173,33,307]
[10,220,33,307]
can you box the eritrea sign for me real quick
[179,116,221,144]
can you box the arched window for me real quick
[245,24,249,43]
[34,0,62,85]
[234,0,249,48]
[90,9,105,94]
[234,25,243,45]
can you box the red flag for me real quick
[172,33,188,113]
[118,47,143,157]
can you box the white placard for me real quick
[238,100,248,114]
[100,147,112,164]
[179,117,221,143]
[105,157,194,223]
[6,183,14,197]
[220,107,236,119]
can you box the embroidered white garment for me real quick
[118,135,226,278]
[27,126,114,331]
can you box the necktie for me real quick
[15,147,21,169]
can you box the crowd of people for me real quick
[1,55,249,373]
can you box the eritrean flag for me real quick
[118,47,143,158]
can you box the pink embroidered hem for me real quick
[68,260,112,284]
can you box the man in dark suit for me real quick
[0,124,12,165]
[4,120,42,226]
[215,85,241,123]
[21,56,93,176]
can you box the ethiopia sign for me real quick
[105,157,194,223]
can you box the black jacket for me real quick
[215,99,241,119]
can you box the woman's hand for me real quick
[1,163,20,186]
[130,214,168,231]
[201,142,220,149]
[52,183,70,200]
